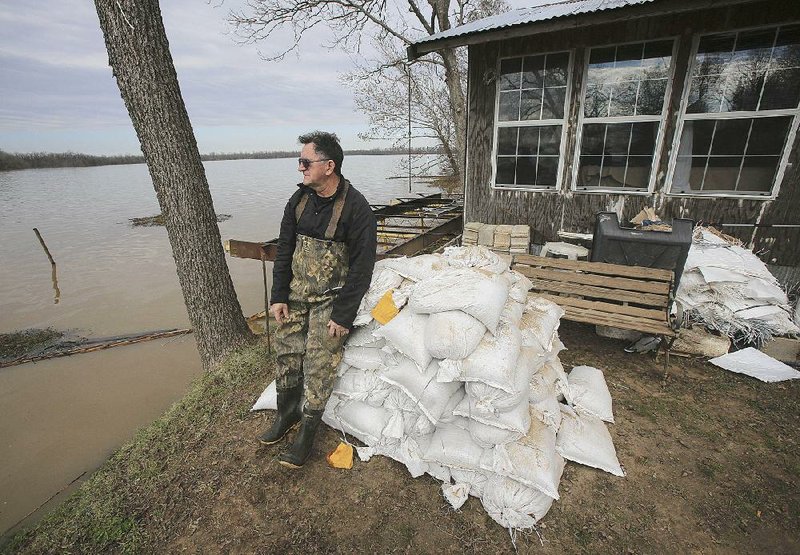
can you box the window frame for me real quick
[490,49,575,192]
[570,37,680,195]
[664,24,800,200]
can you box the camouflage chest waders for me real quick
[274,181,350,412]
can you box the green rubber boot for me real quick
[257,384,303,445]
[278,408,323,468]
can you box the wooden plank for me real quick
[516,266,672,295]
[535,293,668,322]
[529,278,668,308]
[513,254,674,282]
[560,306,677,337]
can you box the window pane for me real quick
[642,40,673,78]
[605,123,633,155]
[760,68,800,110]
[537,157,559,185]
[520,89,542,120]
[518,127,539,156]
[584,83,610,117]
[629,122,658,155]
[704,156,741,190]
[545,52,570,87]
[609,81,638,116]
[637,79,667,115]
[687,74,725,113]
[522,56,545,89]
[496,156,516,185]
[680,120,714,156]
[616,43,643,69]
[773,25,800,68]
[498,90,520,121]
[577,156,603,188]
[497,127,518,155]
[499,58,522,90]
[723,71,764,112]
[539,126,562,155]
[542,86,566,119]
[581,123,606,155]
[733,29,775,62]
[747,117,791,155]
[516,157,537,185]
[710,119,750,155]
[739,156,779,192]
[696,34,735,76]
[624,156,652,188]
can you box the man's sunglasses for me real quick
[298,158,330,170]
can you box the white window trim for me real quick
[490,49,574,193]
[570,37,679,195]
[664,25,800,200]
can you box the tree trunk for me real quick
[94,0,254,369]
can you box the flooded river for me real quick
[0,155,432,535]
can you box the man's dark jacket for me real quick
[271,177,377,329]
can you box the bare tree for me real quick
[94,0,254,370]
[229,0,507,182]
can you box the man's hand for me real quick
[327,320,349,338]
[271,303,289,325]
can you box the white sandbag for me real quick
[442,245,509,275]
[449,468,489,498]
[342,345,385,370]
[506,269,534,303]
[381,254,448,282]
[347,321,386,348]
[426,463,452,483]
[481,475,554,531]
[423,422,486,471]
[483,417,565,499]
[464,348,536,413]
[251,380,278,411]
[467,416,525,447]
[529,367,556,404]
[329,399,392,446]
[380,358,464,424]
[353,265,405,326]
[434,387,467,425]
[540,357,572,404]
[453,394,530,434]
[519,297,564,352]
[499,297,525,327]
[333,367,392,407]
[456,320,523,392]
[407,268,510,333]
[531,394,562,431]
[568,365,614,422]
[442,482,470,510]
[424,310,486,360]
[373,309,431,371]
[556,405,624,477]
[336,361,352,377]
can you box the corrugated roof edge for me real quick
[407,0,655,60]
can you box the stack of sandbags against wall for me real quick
[463,222,482,246]
[493,225,513,253]
[676,228,800,346]
[510,225,530,254]
[256,246,625,535]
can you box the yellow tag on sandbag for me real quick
[326,442,354,469]
[371,289,399,324]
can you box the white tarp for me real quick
[709,347,800,382]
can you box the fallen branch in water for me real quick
[0,328,192,369]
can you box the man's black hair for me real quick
[299,131,344,176]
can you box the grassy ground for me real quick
[4,322,799,554]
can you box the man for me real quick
[259,131,377,468]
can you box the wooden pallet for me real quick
[511,254,677,338]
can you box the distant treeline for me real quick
[0,146,443,172]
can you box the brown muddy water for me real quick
[0,156,429,536]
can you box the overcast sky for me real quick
[0,0,386,155]
[0,0,535,155]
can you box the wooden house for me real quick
[408,0,800,273]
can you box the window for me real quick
[574,40,675,192]
[493,51,571,189]
[669,25,800,196]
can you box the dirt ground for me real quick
[8,321,800,554]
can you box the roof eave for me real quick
[408,0,759,60]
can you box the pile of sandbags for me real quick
[676,229,799,346]
[256,246,624,534]
[461,222,530,255]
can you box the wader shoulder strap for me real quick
[294,193,310,223]
[324,179,350,240]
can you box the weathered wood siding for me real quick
[465,0,800,265]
